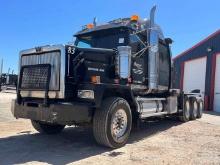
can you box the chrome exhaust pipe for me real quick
[148,6,159,90]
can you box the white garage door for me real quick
[214,54,220,112]
[183,57,207,98]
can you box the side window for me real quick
[158,42,170,87]
[130,34,139,43]
[129,34,142,53]
[77,41,92,48]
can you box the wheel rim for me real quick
[199,101,203,114]
[185,101,190,119]
[193,101,198,117]
[111,109,128,141]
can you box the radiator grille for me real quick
[21,51,60,90]
[20,65,51,90]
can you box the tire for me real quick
[179,97,190,122]
[93,97,132,148]
[197,99,203,118]
[189,97,198,120]
[31,120,65,134]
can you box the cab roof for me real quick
[74,24,132,37]
[74,17,164,39]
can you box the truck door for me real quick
[129,34,146,84]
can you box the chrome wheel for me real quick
[199,102,203,110]
[185,100,190,119]
[111,109,128,141]
[197,100,203,118]
[193,101,198,117]
[93,97,132,148]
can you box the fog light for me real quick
[77,90,94,99]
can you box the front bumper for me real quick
[11,100,93,125]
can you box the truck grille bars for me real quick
[20,64,51,90]
[20,50,60,91]
[17,64,51,106]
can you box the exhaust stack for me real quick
[148,6,159,90]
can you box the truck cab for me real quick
[11,6,203,148]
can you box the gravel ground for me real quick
[0,91,16,122]
[0,92,220,165]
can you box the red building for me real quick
[173,30,220,112]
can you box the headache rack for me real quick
[17,64,51,106]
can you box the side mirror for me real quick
[165,38,173,45]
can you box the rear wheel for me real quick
[197,100,203,118]
[179,97,190,122]
[31,120,65,134]
[189,97,198,120]
[93,97,132,148]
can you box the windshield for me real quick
[75,28,128,49]
[77,40,92,48]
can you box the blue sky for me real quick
[0,0,219,73]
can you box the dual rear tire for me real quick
[197,99,204,118]
[189,97,198,120]
[179,96,203,122]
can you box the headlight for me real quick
[77,90,94,99]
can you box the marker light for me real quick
[87,24,94,29]
[130,15,139,21]
[91,76,100,84]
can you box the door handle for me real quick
[215,92,220,95]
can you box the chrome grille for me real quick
[21,51,60,90]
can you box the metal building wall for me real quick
[173,30,220,110]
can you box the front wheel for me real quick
[31,120,65,134]
[93,97,132,148]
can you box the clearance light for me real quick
[87,23,94,29]
[130,15,139,21]
[91,76,100,84]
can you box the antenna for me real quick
[0,58,3,77]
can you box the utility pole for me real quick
[0,58,3,92]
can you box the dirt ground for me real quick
[0,92,220,165]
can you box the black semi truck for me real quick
[11,6,203,148]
